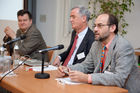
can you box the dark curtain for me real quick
[24,0,36,24]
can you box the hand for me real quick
[4,26,16,39]
[69,70,88,83]
[56,66,69,78]
[52,56,61,67]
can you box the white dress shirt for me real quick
[67,27,88,66]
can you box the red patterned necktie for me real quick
[63,35,78,66]
[100,46,106,73]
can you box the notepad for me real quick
[24,59,49,66]
[55,77,82,85]
[26,65,58,72]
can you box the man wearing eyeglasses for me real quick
[57,13,138,88]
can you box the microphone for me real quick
[3,35,26,46]
[38,45,64,53]
[35,44,64,79]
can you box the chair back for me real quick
[124,65,140,93]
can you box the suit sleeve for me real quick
[85,30,94,57]
[17,29,44,55]
[90,41,136,87]
[69,43,96,73]
[69,39,137,88]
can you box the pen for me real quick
[63,70,69,74]
[59,62,63,66]
[59,62,69,75]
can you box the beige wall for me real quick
[0,20,18,45]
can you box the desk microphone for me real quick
[38,45,64,53]
[35,44,64,79]
[3,35,26,47]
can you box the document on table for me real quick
[26,65,58,71]
[55,77,82,85]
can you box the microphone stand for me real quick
[35,52,50,79]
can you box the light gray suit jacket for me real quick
[69,35,138,88]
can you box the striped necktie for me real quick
[63,35,78,66]
[100,46,106,73]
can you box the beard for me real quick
[95,31,110,42]
[99,36,108,42]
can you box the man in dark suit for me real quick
[3,10,49,61]
[53,6,94,66]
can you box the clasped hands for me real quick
[4,26,16,39]
[57,66,88,83]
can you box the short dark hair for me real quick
[17,10,32,19]
[107,13,118,34]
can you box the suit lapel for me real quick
[69,31,76,51]
[103,48,112,71]
[103,35,118,72]
[73,28,90,61]
[76,28,90,53]
[94,42,102,72]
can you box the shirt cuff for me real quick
[88,74,92,84]
[58,56,61,61]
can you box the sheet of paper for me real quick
[27,65,58,72]
[55,77,82,85]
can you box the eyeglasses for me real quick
[93,24,111,29]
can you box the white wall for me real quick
[36,0,57,47]
[0,0,23,21]
[124,0,140,49]
[0,0,23,45]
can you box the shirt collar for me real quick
[77,27,88,37]
[102,36,115,50]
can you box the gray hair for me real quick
[71,6,91,22]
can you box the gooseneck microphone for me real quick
[38,44,64,53]
[3,35,26,47]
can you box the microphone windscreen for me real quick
[58,45,64,49]
[20,35,26,39]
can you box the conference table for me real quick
[0,65,128,93]
[135,48,140,56]
[135,48,140,66]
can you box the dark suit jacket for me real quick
[3,25,49,62]
[60,28,94,65]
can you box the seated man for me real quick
[53,6,94,66]
[3,9,49,61]
[57,13,138,88]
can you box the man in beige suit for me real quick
[3,10,49,61]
